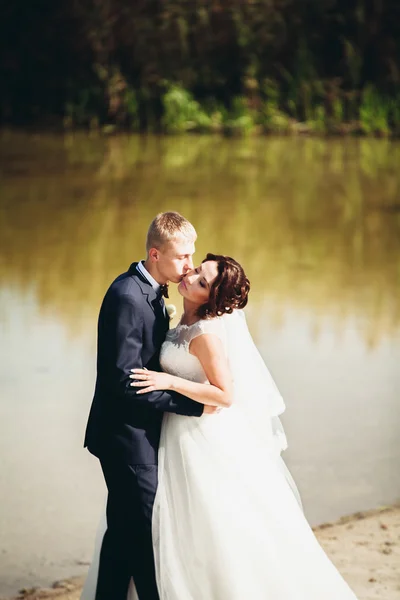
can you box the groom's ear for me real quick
[148,247,159,262]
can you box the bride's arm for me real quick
[130,334,233,408]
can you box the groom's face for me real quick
[157,237,195,283]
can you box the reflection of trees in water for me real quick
[1,133,399,346]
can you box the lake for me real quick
[0,131,399,597]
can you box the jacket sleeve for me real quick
[115,293,204,417]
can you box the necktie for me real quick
[157,285,168,319]
[159,283,169,298]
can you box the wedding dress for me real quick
[82,310,358,600]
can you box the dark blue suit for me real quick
[84,263,203,599]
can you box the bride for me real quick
[82,253,358,600]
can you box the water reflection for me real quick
[1,132,400,347]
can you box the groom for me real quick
[84,212,216,600]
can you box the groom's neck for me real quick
[143,259,167,285]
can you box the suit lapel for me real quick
[145,285,160,315]
[129,262,157,314]
[128,262,168,321]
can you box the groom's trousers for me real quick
[95,456,159,600]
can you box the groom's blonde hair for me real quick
[146,212,197,252]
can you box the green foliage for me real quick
[326,95,344,134]
[333,98,344,124]
[124,88,140,130]
[2,0,400,135]
[161,84,211,133]
[360,87,390,136]
[222,97,255,136]
[389,95,400,136]
[259,79,290,134]
[307,105,327,135]
[161,86,254,136]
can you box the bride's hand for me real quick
[129,368,173,394]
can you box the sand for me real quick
[9,505,400,600]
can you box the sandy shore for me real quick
[9,505,400,600]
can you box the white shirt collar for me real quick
[136,260,161,293]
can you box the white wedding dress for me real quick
[82,311,358,600]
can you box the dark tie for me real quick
[156,286,169,321]
[159,283,169,298]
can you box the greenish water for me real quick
[1,132,400,596]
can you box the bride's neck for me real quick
[181,300,201,326]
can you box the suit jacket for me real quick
[84,262,204,464]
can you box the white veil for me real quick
[221,310,286,451]
[220,309,302,508]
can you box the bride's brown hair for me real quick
[197,253,250,319]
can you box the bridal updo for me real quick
[197,253,250,319]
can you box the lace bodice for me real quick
[160,318,226,383]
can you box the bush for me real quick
[161,84,210,133]
[222,97,255,136]
[360,86,390,136]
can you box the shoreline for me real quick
[7,504,400,600]
[1,124,400,139]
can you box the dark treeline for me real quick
[1,0,400,134]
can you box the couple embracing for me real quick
[82,212,357,599]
